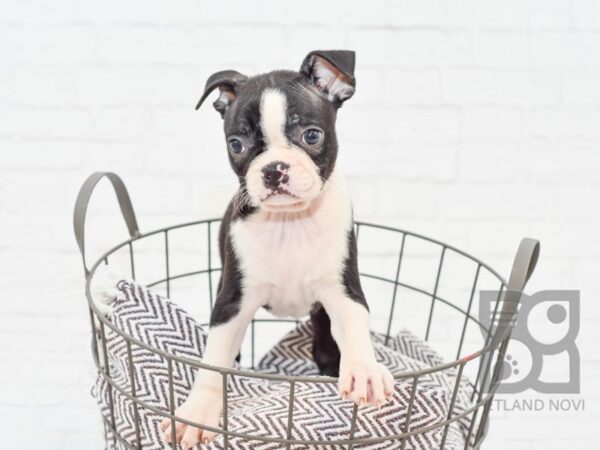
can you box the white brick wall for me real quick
[1,1,599,448]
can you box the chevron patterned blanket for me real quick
[93,279,475,449]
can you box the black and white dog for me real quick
[161,50,394,448]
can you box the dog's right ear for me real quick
[195,70,248,117]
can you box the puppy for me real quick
[162,50,394,448]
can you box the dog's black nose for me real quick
[262,161,289,188]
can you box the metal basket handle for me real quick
[73,172,140,275]
[490,237,540,348]
[474,237,540,443]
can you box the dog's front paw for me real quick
[338,359,395,408]
[160,388,223,449]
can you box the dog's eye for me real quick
[227,138,245,154]
[302,129,323,146]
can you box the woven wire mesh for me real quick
[83,216,517,450]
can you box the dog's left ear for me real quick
[195,70,248,117]
[300,50,356,106]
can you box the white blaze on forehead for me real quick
[260,89,288,147]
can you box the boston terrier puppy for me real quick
[161,50,394,448]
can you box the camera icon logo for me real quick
[479,290,580,394]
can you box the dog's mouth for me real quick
[260,188,307,211]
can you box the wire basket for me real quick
[74,172,540,450]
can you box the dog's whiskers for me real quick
[232,188,254,216]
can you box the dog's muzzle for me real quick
[245,146,323,212]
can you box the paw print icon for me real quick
[479,290,580,394]
[501,354,520,380]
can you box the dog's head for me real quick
[197,50,356,213]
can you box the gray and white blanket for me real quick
[93,279,475,449]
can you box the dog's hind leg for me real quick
[311,303,341,377]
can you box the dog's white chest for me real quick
[230,181,352,318]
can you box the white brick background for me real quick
[1,0,599,448]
